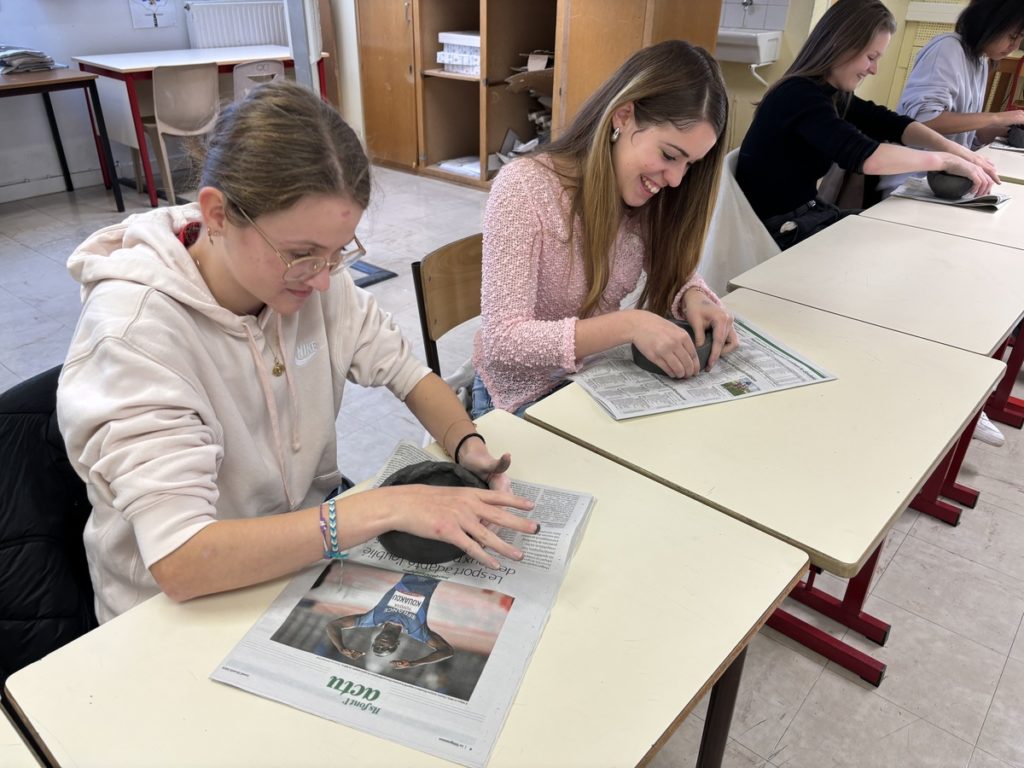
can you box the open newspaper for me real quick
[570,317,835,420]
[212,441,594,768]
[988,138,1024,154]
[890,176,1011,209]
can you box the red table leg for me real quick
[940,412,981,509]
[124,74,158,208]
[909,445,962,525]
[987,333,1024,428]
[766,544,889,686]
[316,57,328,102]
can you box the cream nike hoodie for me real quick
[58,204,429,622]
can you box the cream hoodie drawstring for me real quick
[275,313,301,453]
[243,321,298,510]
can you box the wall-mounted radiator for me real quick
[183,0,290,48]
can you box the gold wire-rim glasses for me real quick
[231,202,365,283]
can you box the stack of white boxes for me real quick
[436,31,481,76]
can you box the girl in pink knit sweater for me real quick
[472,41,739,416]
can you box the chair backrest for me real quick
[151,64,221,137]
[0,366,97,688]
[412,233,483,377]
[696,148,780,295]
[233,59,286,102]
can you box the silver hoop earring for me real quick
[610,127,620,144]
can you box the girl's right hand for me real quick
[941,153,995,197]
[378,484,537,569]
[630,310,700,379]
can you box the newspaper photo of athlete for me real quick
[271,561,515,700]
[326,572,452,670]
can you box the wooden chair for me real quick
[411,233,482,378]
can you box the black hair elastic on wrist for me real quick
[377,461,488,564]
[453,432,485,465]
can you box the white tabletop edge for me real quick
[4,410,808,768]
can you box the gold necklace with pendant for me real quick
[272,356,285,377]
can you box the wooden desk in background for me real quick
[526,290,1005,686]
[4,411,807,768]
[0,69,123,212]
[74,46,326,208]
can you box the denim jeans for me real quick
[471,374,568,419]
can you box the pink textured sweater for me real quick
[473,156,720,413]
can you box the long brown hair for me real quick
[765,0,896,109]
[542,40,728,318]
[193,81,371,225]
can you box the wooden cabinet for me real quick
[552,0,723,130]
[355,0,418,168]
[356,0,721,187]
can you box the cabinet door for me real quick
[553,0,723,132]
[356,0,418,167]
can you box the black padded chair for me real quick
[0,365,97,689]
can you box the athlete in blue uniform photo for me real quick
[326,573,454,670]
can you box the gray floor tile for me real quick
[770,669,974,768]
[910,492,1024,583]
[647,715,771,768]
[842,595,1005,744]
[872,534,1024,655]
[977,657,1024,767]
[969,748,1017,768]
[1011,619,1023,662]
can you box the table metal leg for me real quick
[125,74,158,207]
[987,334,1024,428]
[940,412,981,509]
[909,447,962,525]
[787,544,890,645]
[766,544,889,686]
[86,81,125,213]
[41,92,73,192]
[695,647,747,768]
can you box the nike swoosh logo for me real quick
[295,344,319,367]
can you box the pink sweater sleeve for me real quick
[670,272,721,320]
[478,161,578,373]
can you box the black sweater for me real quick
[737,76,915,219]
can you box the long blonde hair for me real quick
[543,40,728,317]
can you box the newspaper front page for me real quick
[212,442,594,768]
[571,318,835,420]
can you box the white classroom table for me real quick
[73,46,320,208]
[0,707,39,768]
[729,212,1024,469]
[729,215,1024,357]
[4,411,807,768]
[860,179,1024,251]
[526,290,1005,684]
[979,144,1024,185]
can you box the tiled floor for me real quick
[2,169,1023,767]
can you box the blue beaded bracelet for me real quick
[319,498,348,561]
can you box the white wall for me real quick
[0,0,190,203]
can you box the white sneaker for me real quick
[973,411,1005,447]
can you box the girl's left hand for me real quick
[682,288,739,369]
[457,436,513,493]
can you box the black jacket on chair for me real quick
[0,365,97,688]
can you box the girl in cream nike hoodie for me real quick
[58,82,536,623]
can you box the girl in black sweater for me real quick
[737,0,999,250]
